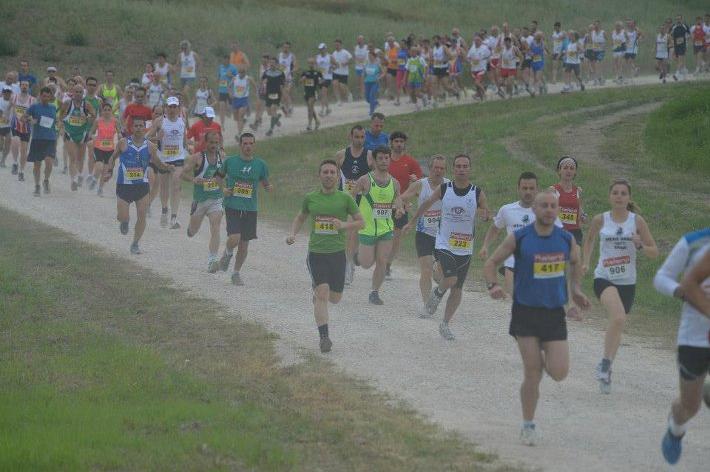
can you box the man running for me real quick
[99,70,120,113]
[353,35,369,100]
[88,102,119,196]
[10,80,35,181]
[386,131,423,279]
[177,40,200,91]
[229,64,257,137]
[484,189,590,445]
[23,87,57,196]
[467,35,491,101]
[287,159,363,353]
[60,83,96,191]
[331,39,353,106]
[84,76,103,188]
[217,133,272,286]
[405,154,489,340]
[654,228,710,465]
[121,86,152,137]
[671,15,691,80]
[261,57,285,137]
[399,155,448,314]
[103,117,173,254]
[300,57,322,131]
[182,131,224,273]
[186,106,222,154]
[277,42,296,116]
[0,87,12,168]
[364,112,388,152]
[351,145,404,305]
[551,22,566,83]
[147,96,188,229]
[217,54,237,127]
[316,43,335,117]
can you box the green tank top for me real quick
[86,96,101,118]
[193,152,224,202]
[63,100,90,134]
[359,172,395,237]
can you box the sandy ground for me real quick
[1,75,708,471]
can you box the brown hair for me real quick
[609,178,640,213]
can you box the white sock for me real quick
[668,414,687,437]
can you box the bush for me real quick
[65,31,88,47]
[0,37,18,57]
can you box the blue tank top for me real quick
[513,224,572,308]
[397,48,409,71]
[531,42,545,62]
[117,137,151,185]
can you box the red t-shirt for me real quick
[388,154,423,193]
[187,120,222,153]
[122,103,152,134]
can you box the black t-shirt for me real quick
[671,23,690,46]
[262,69,285,96]
[301,70,322,93]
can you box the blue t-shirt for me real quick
[28,103,57,140]
[218,64,238,94]
[364,63,381,83]
[364,129,389,151]
[18,73,37,89]
[513,224,572,309]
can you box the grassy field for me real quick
[251,81,709,337]
[0,209,506,471]
[1,0,708,88]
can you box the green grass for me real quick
[1,0,708,87]
[644,89,710,177]
[0,209,504,471]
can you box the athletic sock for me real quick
[225,248,234,256]
[318,324,329,339]
[600,358,612,372]
[523,420,535,429]
[270,116,277,129]
[668,414,687,437]
[171,213,177,219]
[162,207,168,214]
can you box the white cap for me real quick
[318,42,326,49]
[203,106,215,118]
[166,96,180,106]
[1,86,12,92]
[47,66,57,72]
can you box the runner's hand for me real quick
[264,183,273,192]
[409,173,418,182]
[566,306,584,321]
[571,289,591,310]
[395,207,404,219]
[286,235,295,245]
[632,233,643,249]
[193,177,205,184]
[223,187,233,196]
[489,285,507,300]
[478,246,488,260]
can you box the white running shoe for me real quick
[426,289,443,315]
[160,214,168,228]
[344,260,354,285]
[439,321,455,341]
[596,361,612,394]
[418,304,431,319]
[520,424,538,446]
[703,382,710,409]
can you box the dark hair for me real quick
[453,153,471,164]
[319,159,339,171]
[556,155,578,170]
[554,21,561,27]
[518,171,538,185]
[350,124,364,134]
[134,86,146,95]
[39,86,52,95]
[373,145,391,158]
[105,69,114,74]
[504,36,512,42]
[370,112,385,121]
[390,130,407,141]
[239,132,255,143]
[609,178,640,213]
[204,130,221,141]
[86,76,98,85]
[157,53,167,58]
[101,102,113,110]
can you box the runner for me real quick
[217,132,272,285]
[690,16,706,74]
[121,86,152,138]
[186,106,222,154]
[286,159,363,353]
[182,131,224,273]
[405,154,488,339]
[217,54,237,127]
[656,26,671,83]
[484,188,591,446]
[229,41,250,69]
[624,20,642,79]
[146,104,164,215]
[582,178,658,394]
[103,117,173,254]
[88,102,118,197]
[316,43,335,117]
[500,37,523,98]
[189,76,213,117]
[551,156,585,245]
[60,83,96,191]
[351,145,404,305]
[406,45,428,109]
[386,131,423,280]
[353,35,369,100]
[364,112,388,151]
[551,22,566,83]
[177,40,199,91]
[384,36,400,105]
[10,79,35,181]
[249,54,270,132]
[261,57,285,137]
[590,21,607,85]
[530,32,547,95]
[147,96,188,229]
[277,42,296,116]
[18,60,38,94]
[336,125,372,284]
[229,64,256,137]
[0,87,13,168]
[331,39,353,106]
[611,21,628,83]
[118,86,135,123]
[154,53,171,88]
[299,57,322,131]
[141,62,154,87]
[147,73,165,109]
[99,70,120,113]
[363,49,384,116]
[396,39,410,104]
[562,31,585,92]
[486,25,503,95]
[83,76,103,188]
[467,35,491,101]
[23,87,58,196]
[399,154,448,312]
[431,35,454,105]
[671,15,691,80]
[704,13,710,73]
[653,228,710,465]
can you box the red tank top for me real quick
[692,27,705,45]
[95,118,117,151]
[553,183,581,230]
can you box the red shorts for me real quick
[501,68,517,78]
[471,70,486,82]
[396,69,407,89]
[489,58,501,69]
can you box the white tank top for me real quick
[611,30,627,50]
[180,51,197,79]
[231,75,249,98]
[501,47,516,68]
[159,116,186,162]
[435,182,478,256]
[592,30,606,50]
[552,31,565,53]
[432,45,446,66]
[626,30,639,53]
[354,44,368,69]
[316,54,333,79]
[416,177,450,237]
[594,211,638,285]
[278,52,294,80]
[656,34,669,58]
[678,236,710,348]
[147,84,163,107]
[0,98,12,128]
[565,42,581,64]
[194,88,210,114]
[154,62,170,84]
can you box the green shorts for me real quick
[358,231,394,246]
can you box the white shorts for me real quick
[191,198,223,219]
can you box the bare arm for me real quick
[582,214,603,272]
[483,234,517,298]
[569,238,592,310]
[680,250,710,317]
[180,154,197,182]
[286,211,309,244]
[399,179,422,203]
[634,215,659,259]
[478,224,502,260]
[477,189,490,221]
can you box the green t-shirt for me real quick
[221,155,269,212]
[302,189,359,253]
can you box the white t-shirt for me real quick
[467,45,491,72]
[316,53,333,80]
[494,201,563,268]
[331,49,353,76]
[0,97,12,128]
[0,82,20,97]
[354,44,369,70]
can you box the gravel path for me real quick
[1,75,707,471]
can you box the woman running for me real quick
[88,102,119,197]
[552,156,585,245]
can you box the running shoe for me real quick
[496,88,506,99]
[18,172,24,182]
[33,185,40,197]
[344,260,354,285]
[170,218,181,230]
[418,304,431,319]
[71,180,78,191]
[368,291,384,305]
[520,423,538,446]
[231,272,244,286]
[580,82,586,92]
[319,336,332,353]
[661,428,683,464]
[97,187,103,197]
[703,382,710,409]
[265,129,273,137]
[0,160,5,168]
[425,289,443,315]
[160,214,168,228]
[596,361,612,394]
[219,252,233,271]
[11,163,18,175]
[275,114,282,127]
[77,175,83,187]
[119,221,129,235]
[207,259,220,274]
[88,176,97,190]
[43,179,50,194]
[385,266,392,280]
[130,242,142,254]
[305,126,312,132]
[439,321,455,341]
[62,165,67,175]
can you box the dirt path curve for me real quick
[1,76,708,471]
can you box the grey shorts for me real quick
[191,198,223,219]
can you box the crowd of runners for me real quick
[0,14,708,468]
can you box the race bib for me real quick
[448,232,473,250]
[268,93,279,99]
[372,203,392,219]
[235,85,246,95]
[14,107,25,117]
[569,50,578,58]
[593,42,602,49]
[203,179,219,192]
[39,116,54,128]
[219,79,228,88]
[232,181,253,198]
[68,115,86,127]
[398,58,406,66]
[533,54,542,62]
[343,179,356,194]
[99,139,113,148]
[163,144,179,157]
[304,78,315,87]
[125,167,144,180]
[314,216,338,235]
[0,116,7,126]
[503,59,514,68]
[694,40,704,46]
[613,40,622,48]
[422,210,441,230]
[186,66,194,73]
[675,37,684,45]
[603,256,630,281]
[559,207,578,225]
[408,63,419,72]
[533,253,566,279]
[472,59,480,66]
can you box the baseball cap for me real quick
[166,96,180,106]
[47,66,57,72]
[318,43,326,49]
[203,106,215,118]
[2,86,12,93]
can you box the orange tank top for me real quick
[387,48,399,69]
[95,118,117,151]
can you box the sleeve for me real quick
[653,237,689,297]
[346,193,359,215]
[301,195,310,214]
[186,123,196,140]
[493,207,505,229]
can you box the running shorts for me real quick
[532,61,545,72]
[225,208,257,240]
[677,346,710,381]
[333,73,349,84]
[191,198,223,218]
[265,93,281,108]
[433,67,448,78]
[693,45,704,54]
[320,80,332,89]
[307,250,346,293]
[165,159,185,167]
[434,249,470,289]
[509,302,568,342]
[355,68,364,77]
[219,92,230,102]
[358,231,393,246]
[585,50,595,61]
[489,58,500,69]
[64,130,89,143]
[674,45,686,57]
[387,68,398,77]
[27,139,56,162]
[501,68,517,78]
[0,127,10,136]
[415,231,436,258]
[93,148,113,164]
[564,63,581,74]
[522,58,533,69]
[593,278,636,314]
[116,183,149,203]
[12,129,30,142]
[232,97,249,110]
[593,51,605,61]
